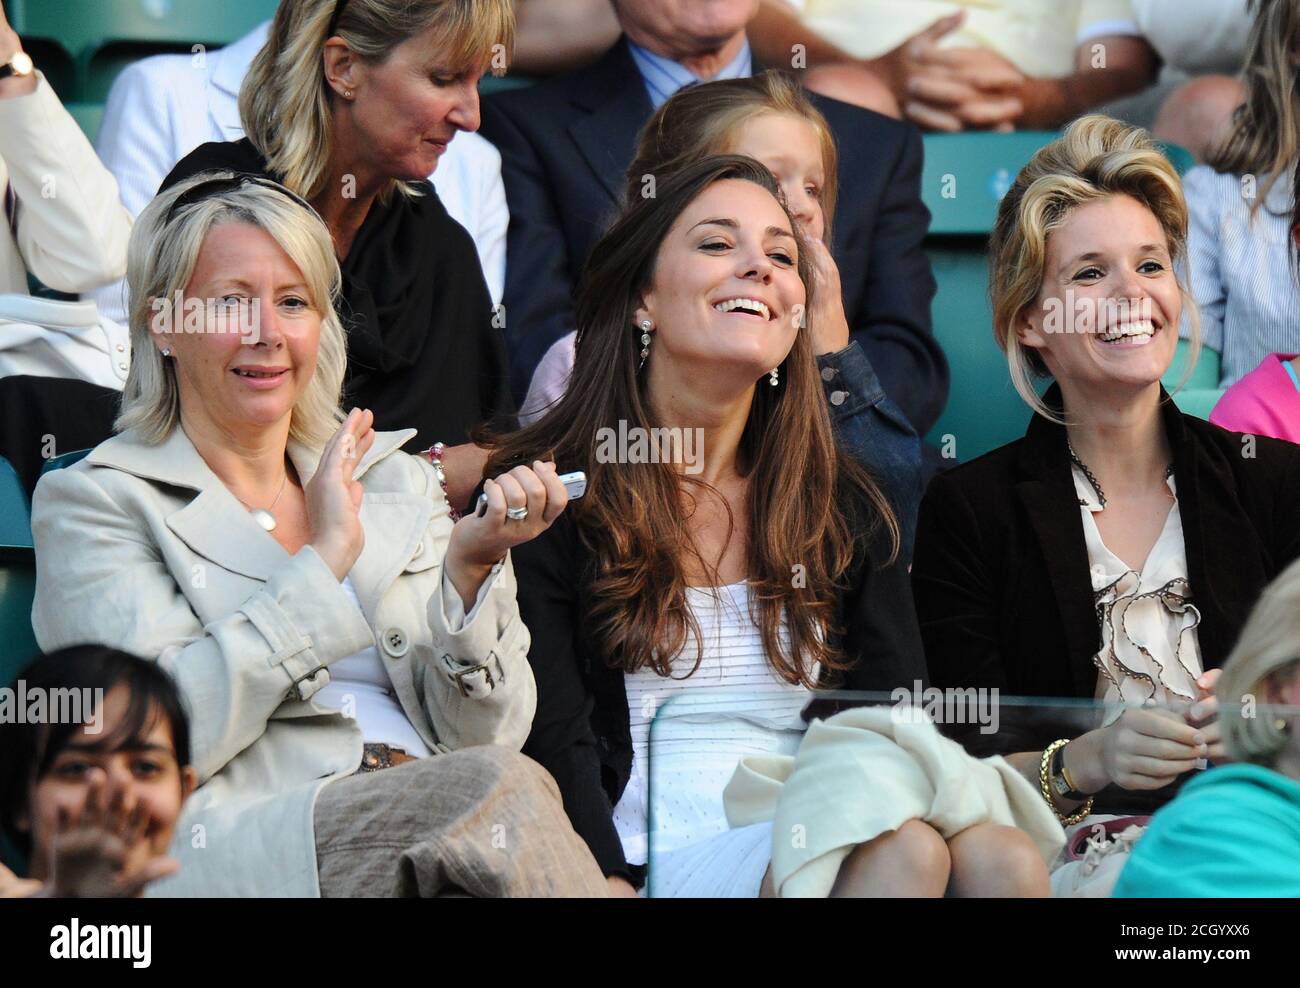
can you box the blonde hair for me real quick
[626,72,839,237]
[1217,557,1300,766]
[117,172,348,448]
[1206,0,1300,216]
[240,0,515,200]
[988,115,1201,423]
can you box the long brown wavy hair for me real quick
[484,156,898,687]
[1206,0,1300,216]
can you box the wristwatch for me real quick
[1050,742,1090,801]
[0,50,34,81]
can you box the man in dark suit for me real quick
[479,0,947,437]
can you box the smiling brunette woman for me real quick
[483,155,940,897]
[160,0,516,513]
[29,173,606,898]
[911,115,1300,894]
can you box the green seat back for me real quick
[0,457,39,689]
[921,132,1211,458]
[13,0,276,55]
[40,448,93,477]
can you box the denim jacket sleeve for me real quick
[817,341,923,560]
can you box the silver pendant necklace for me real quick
[238,472,289,532]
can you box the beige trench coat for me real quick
[30,426,536,896]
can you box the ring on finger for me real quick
[506,504,529,521]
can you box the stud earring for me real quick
[344,89,353,99]
[162,348,172,358]
[638,319,653,368]
[769,366,779,386]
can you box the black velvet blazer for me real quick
[911,387,1300,811]
[913,385,1300,699]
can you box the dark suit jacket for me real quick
[512,483,928,881]
[913,384,1300,702]
[479,38,946,433]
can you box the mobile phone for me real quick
[474,470,587,517]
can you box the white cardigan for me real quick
[0,72,132,295]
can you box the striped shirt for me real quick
[1180,163,1300,387]
[626,38,752,110]
[612,583,811,865]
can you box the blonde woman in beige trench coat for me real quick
[30,173,606,898]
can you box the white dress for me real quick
[611,582,811,897]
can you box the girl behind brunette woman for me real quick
[488,155,1040,897]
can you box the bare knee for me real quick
[947,824,1050,898]
[831,818,951,897]
[1153,75,1245,160]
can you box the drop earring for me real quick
[769,366,779,386]
[639,319,653,369]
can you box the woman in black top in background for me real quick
[163,0,516,510]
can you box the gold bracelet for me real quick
[1039,738,1094,826]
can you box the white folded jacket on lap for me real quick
[723,705,1066,898]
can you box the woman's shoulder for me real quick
[919,439,1028,511]
[1182,409,1300,479]
[160,138,267,192]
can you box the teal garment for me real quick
[1114,763,1300,897]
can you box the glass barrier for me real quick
[638,688,1300,898]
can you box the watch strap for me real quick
[1050,743,1089,800]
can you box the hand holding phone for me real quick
[475,470,586,517]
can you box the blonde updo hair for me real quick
[1217,557,1300,766]
[241,0,515,201]
[988,114,1201,423]
[116,172,348,448]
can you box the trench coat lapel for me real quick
[86,426,426,599]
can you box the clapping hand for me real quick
[307,407,377,581]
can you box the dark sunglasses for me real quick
[165,173,316,224]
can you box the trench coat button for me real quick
[381,627,410,657]
[829,390,847,406]
[118,362,129,372]
[116,343,126,353]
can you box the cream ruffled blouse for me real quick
[1072,465,1205,707]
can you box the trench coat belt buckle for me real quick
[358,743,418,773]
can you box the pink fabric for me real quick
[519,331,577,426]
[1210,354,1300,444]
